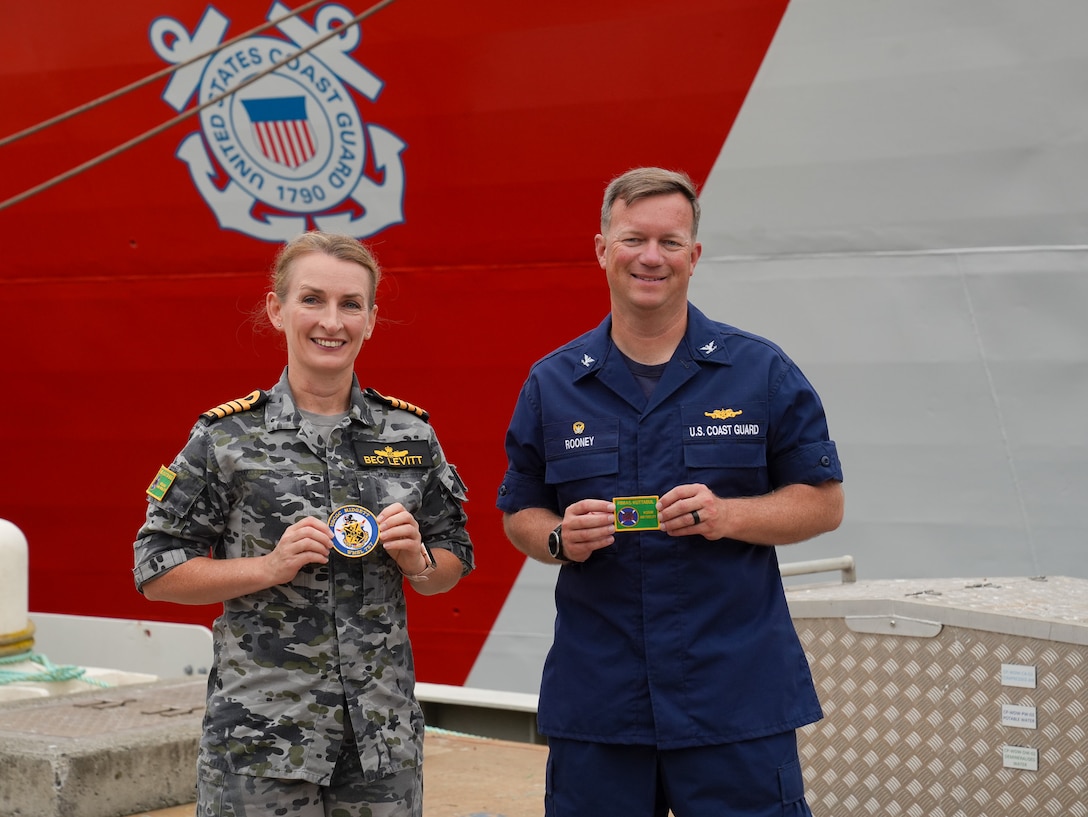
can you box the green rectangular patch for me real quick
[146,465,177,501]
[613,495,660,531]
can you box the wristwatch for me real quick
[400,548,436,582]
[547,523,570,562]
[402,561,435,583]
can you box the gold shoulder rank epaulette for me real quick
[366,388,430,422]
[199,389,269,423]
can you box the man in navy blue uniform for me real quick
[496,167,844,816]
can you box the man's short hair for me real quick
[600,167,701,239]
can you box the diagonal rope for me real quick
[0,0,327,149]
[0,0,398,213]
[954,253,1041,576]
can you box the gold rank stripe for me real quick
[201,389,267,421]
[373,390,429,420]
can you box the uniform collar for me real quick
[570,316,612,381]
[265,367,375,430]
[680,303,733,367]
[572,302,731,383]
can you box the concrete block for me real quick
[0,679,204,817]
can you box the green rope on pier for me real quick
[0,651,111,687]
[425,725,485,739]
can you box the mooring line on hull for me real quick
[955,253,1041,576]
[0,0,328,150]
[0,0,399,213]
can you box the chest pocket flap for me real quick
[682,403,768,469]
[543,417,619,485]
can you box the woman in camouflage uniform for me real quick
[133,231,473,817]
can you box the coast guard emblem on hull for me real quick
[150,3,406,242]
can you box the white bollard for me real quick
[0,518,33,654]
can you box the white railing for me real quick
[780,554,856,583]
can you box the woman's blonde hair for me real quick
[270,230,382,307]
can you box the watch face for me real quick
[548,525,563,558]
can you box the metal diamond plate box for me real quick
[787,576,1088,817]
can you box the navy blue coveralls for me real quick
[497,304,843,792]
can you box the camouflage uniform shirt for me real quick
[133,369,473,784]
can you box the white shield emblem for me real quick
[150,2,406,242]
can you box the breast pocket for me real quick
[543,417,620,499]
[681,404,770,496]
[232,469,327,556]
[229,469,328,595]
[354,468,424,515]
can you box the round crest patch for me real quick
[328,504,380,558]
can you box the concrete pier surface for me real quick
[10,575,1088,816]
[122,730,547,817]
[0,675,546,817]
